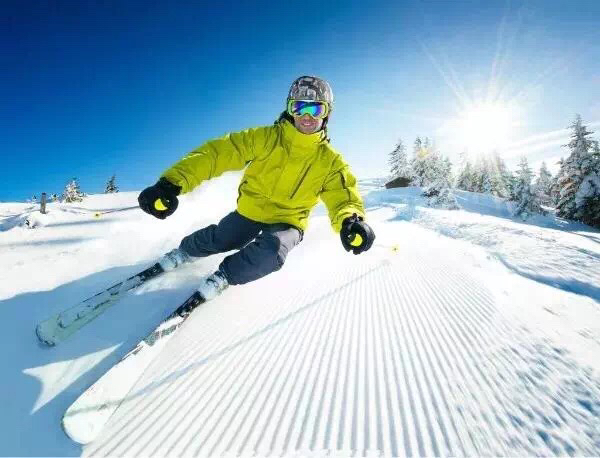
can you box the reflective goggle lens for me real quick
[287,100,329,119]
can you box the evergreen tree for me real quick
[63,178,86,203]
[105,174,119,193]
[490,152,510,198]
[480,157,494,194]
[535,162,553,206]
[421,137,432,157]
[417,144,449,187]
[413,137,423,157]
[410,136,427,186]
[442,157,453,185]
[422,154,458,209]
[388,140,411,180]
[574,140,600,228]
[556,115,596,220]
[511,157,542,219]
[471,155,488,193]
[456,160,475,191]
[550,158,564,206]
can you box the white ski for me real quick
[36,263,164,346]
[62,291,205,444]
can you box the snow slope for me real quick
[1,174,599,456]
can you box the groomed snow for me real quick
[1,174,599,456]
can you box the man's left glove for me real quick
[138,177,182,220]
[340,213,375,255]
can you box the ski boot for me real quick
[197,270,229,301]
[158,248,192,272]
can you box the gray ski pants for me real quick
[179,211,303,285]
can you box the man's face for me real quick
[293,113,324,135]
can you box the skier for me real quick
[138,76,375,301]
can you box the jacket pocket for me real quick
[289,165,312,199]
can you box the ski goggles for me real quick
[287,100,330,119]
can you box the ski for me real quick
[36,263,165,346]
[62,291,206,444]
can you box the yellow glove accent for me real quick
[154,199,168,211]
[350,233,363,247]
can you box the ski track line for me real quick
[88,292,260,454]
[394,263,471,456]
[83,250,600,457]
[94,282,315,456]
[376,268,418,457]
[124,277,314,436]
[88,284,284,454]
[230,283,342,456]
[416,251,565,454]
[415,247,600,454]
[105,299,289,457]
[204,275,340,457]
[312,267,356,453]
[407,253,515,454]
[391,270,479,456]
[88,264,379,456]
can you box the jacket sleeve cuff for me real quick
[332,209,366,233]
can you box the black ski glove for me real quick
[340,213,375,255]
[138,177,182,220]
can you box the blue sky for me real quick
[2,0,599,201]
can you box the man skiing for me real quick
[138,76,375,301]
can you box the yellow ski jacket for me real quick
[161,119,365,232]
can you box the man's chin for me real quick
[297,125,320,134]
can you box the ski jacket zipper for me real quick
[289,164,312,199]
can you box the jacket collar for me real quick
[280,120,325,152]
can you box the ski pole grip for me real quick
[154,199,168,211]
[350,233,363,247]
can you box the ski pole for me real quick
[348,233,399,254]
[373,243,400,253]
[94,206,140,218]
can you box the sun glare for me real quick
[453,101,517,154]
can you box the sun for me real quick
[437,99,520,155]
[452,101,517,154]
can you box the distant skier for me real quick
[138,76,375,300]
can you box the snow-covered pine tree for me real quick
[105,175,119,193]
[422,137,432,156]
[63,178,86,203]
[422,154,459,209]
[388,139,412,180]
[416,145,458,209]
[556,115,596,221]
[506,171,519,201]
[410,136,427,186]
[550,158,564,206]
[471,155,488,193]
[442,157,453,184]
[490,152,510,198]
[574,140,600,228]
[413,137,423,156]
[456,152,475,191]
[456,161,474,191]
[422,144,448,187]
[511,156,543,219]
[480,157,494,194]
[535,162,553,207]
